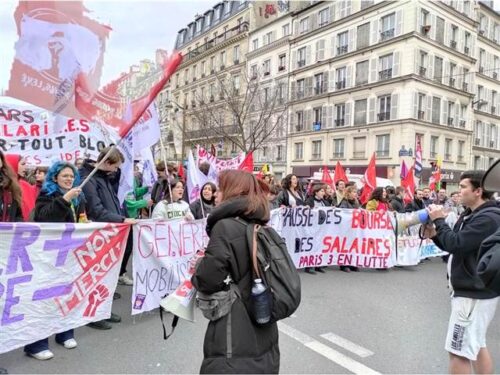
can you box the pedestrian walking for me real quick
[192,170,279,374]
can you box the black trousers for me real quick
[120,230,134,276]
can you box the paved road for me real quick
[2,258,499,374]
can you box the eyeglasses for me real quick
[59,174,75,179]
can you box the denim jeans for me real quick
[24,329,74,354]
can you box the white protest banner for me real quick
[0,222,130,354]
[197,145,245,172]
[271,207,397,269]
[396,225,447,266]
[131,218,209,315]
[0,98,118,165]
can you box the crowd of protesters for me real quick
[1,146,492,372]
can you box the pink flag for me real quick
[400,160,408,180]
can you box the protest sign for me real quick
[396,225,447,266]
[0,222,129,354]
[271,207,397,269]
[197,146,245,172]
[131,219,209,315]
[0,100,117,165]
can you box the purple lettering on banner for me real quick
[32,283,73,301]
[1,275,32,326]
[43,224,86,267]
[5,224,39,275]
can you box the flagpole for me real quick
[159,132,174,204]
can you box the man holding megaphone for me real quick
[422,169,500,375]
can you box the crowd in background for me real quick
[0,147,477,365]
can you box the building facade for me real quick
[285,0,499,188]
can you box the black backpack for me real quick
[240,220,301,323]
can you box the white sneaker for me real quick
[118,274,133,286]
[29,349,54,360]
[63,338,77,349]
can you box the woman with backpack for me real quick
[192,170,279,374]
[0,150,23,222]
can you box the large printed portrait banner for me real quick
[0,222,129,354]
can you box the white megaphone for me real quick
[159,280,196,322]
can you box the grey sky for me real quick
[0,0,212,90]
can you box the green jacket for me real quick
[124,184,149,218]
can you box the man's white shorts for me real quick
[445,296,499,360]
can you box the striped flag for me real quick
[414,135,423,177]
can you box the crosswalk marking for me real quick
[320,332,374,358]
[278,322,381,375]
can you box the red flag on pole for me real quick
[401,166,416,204]
[238,151,254,173]
[321,166,334,188]
[333,161,348,185]
[177,162,185,180]
[75,52,182,138]
[359,153,377,204]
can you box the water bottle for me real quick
[251,279,272,324]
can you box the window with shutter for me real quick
[376,134,390,157]
[333,138,345,158]
[356,60,369,85]
[436,17,445,44]
[432,97,441,124]
[294,142,304,160]
[354,99,367,125]
[353,137,366,158]
[357,23,370,49]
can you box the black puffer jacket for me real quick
[79,161,125,223]
[34,190,86,223]
[0,190,23,222]
[192,198,279,374]
[432,200,500,299]
[405,198,425,212]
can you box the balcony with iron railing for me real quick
[419,66,426,77]
[380,29,395,41]
[336,80,346,90]
[447,117,454,126]
[378,112,390,121]
[182,22,249,63]
[335,119,345,127]
[314,84,326,95]
[459,120,466,127]
[449,78,455,87]
[379,69,392,80]
[418,110,425,120]
[297,59,306,68]
[337,45,348,55]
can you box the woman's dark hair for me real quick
[200,182,217,204]
[162,178,184,203]
[282,174,298,191]
[218,170,270,220]
[0,150,22,205]
[369,187,387,202]
[312,183,326,196]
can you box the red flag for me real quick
[238,151,254,173]
[359,153,377,204]
[333,161,348,185]
[75,52,182,138]
[177,162,185,179]
[401,166,416,204]
[321,166,334,187]
[6,1,111,117]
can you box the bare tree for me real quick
[181,68,288,153]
